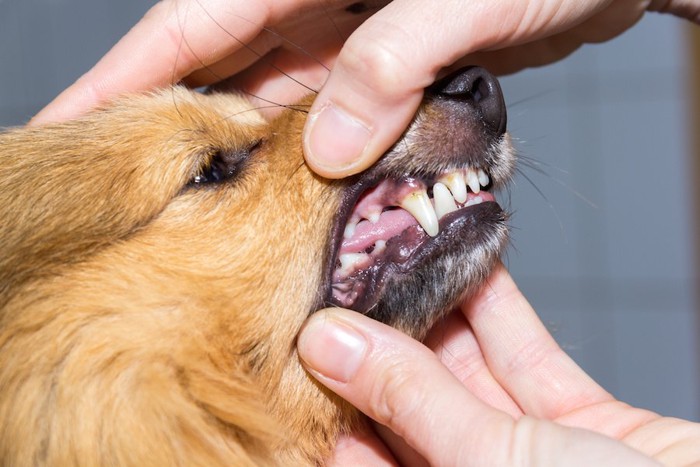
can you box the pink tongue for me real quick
[339,209,418,254]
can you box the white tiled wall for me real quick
[1,2,698,421]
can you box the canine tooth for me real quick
[367,211,381,224]
[465,196,484,207]
[439,172,468,204]
[338,253,369,274]
[433,183,458,219]
[467,169,480,194]
[400,190,439,237]
[477,169,489,187]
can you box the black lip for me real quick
[317,169,382,310]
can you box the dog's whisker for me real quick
[514,166,567,240]
[506,90,555,109]
[517,153,598,209]
[191,0,320,95]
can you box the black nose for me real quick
[431,66,507,136]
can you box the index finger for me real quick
[30,0,292,125]
[462,263,613,419]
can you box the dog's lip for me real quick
[322,168,501,312]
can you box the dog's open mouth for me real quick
[321,66,513,323]
[328,165,499,313]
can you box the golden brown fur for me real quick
[0,90,357,465]
[0,66,513,464]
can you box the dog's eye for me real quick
[189,141,260,187]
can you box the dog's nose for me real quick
[431,66,507,136]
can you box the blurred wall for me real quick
[500,14,699,420]
[1,1,698,420]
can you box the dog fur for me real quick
[0,73,513,464]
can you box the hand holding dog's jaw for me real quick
[298,265,700,466]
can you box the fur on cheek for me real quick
[0,90,353,466]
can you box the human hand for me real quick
[31,0,699,177]
[297,263,700,465]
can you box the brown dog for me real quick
[0,66,514,465]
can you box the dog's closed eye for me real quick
[189,140,261,187]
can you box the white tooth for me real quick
[338,253,370,274]
[466,196,484,207]
[373,240,386,254]
[467,169,480,194]
[343,221,357,239]
[439,172,468,204]
[400,190,439,237]
[477,169,490,187]
[433,183,458,219]
[367,210,381,224]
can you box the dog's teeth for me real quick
[433,183,458,219]
[367,211,381,224]
[374,240,387,254]
[467,169,480,194]
[465,195,484,207]
[477,169,490,187]
[338,253,370,275]
[400,190,439,237]
[343,221,357,239]
[438,172,468,204]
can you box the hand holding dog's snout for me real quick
[298,265,700,466]
[30,0,700,178]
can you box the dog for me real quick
[0,65,514,465]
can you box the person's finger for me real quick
[183,1,379,90]
[462,263,615,420]
[203,44,339,120]
[297,308,658,466]
[302,0,617,178]
[648,0,700,22]
[371,423,428,467]
[424,310,522,417]
[30,0,291,125]
[297,307,514,464]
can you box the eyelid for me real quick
[189,140,261,187]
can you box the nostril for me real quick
[470,77,489,104]
[432,66,507,136]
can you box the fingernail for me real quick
[297,314,367,383]
[304,102,371,173]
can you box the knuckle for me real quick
[340,24,425,97]
[506,338,556,377]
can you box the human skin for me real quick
[28,2,700,462]
[298,264,700,466]
[31,0,700,179]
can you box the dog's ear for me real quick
[0,90,265,301]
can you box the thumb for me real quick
[297,307,504,465]
[301,0,615,178]
[296,308,659,466]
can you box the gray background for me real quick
[1,2,698,420]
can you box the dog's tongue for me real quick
[339,209,418,255]
[334,174,495,286]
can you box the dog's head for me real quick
[0,67,513,465]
